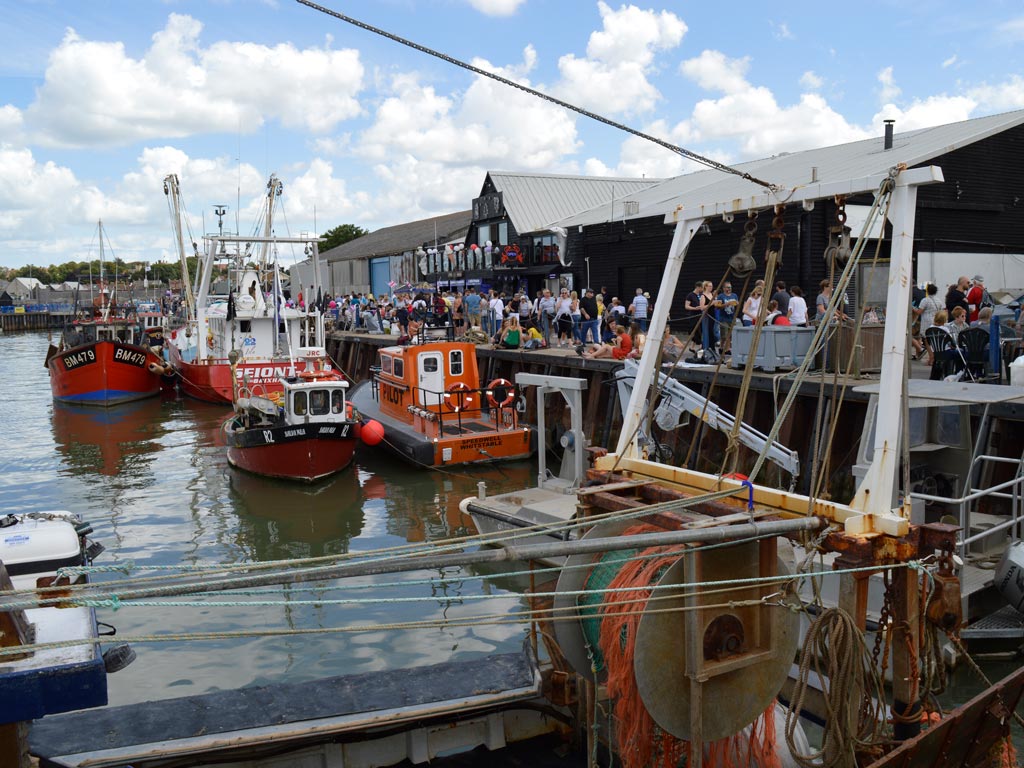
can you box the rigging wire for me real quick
[296,0,780,192]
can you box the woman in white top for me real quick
[554,289,574,348]
[742,285,764,326]
[787,285,808,326]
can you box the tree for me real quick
[319,224,368,252]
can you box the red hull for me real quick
[227,437,357,482]
[169,345,298,404]
[47,341,164,407]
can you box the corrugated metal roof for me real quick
[556,109,1024,228]
[323,210,472,262]
[488,171,663,234]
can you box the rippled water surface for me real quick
[2,331,534,705]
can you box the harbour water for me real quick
[4,329,1019,751]
[2,330,534,707]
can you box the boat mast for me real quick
[97,219,110,322]
[163,175,196,326]
[260,175,282,276]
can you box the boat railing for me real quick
[409,382,522,436]
[909,452,1024,560]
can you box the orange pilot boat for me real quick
[348,341,535,467]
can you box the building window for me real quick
[477,224,491,246]
[532,234,560,264]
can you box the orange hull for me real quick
[47,341,164,407]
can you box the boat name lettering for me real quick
[284,429,305,438]
[461,436,503,450]
[113,347,147,367]
[3,535,29,547]
[62,349,96,369]
[382,383,404,405]
[262,430,274,443]
[318,426,336,434]
[235,365,297,383]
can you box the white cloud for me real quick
[553,1,686,115]
[584,120,689,178]
[967,75,1024,112]
[770,21,794,41]
[680,50,751,96]
[467,0,527,16]
[942,54,958,69]
[996,17,1024,42]
[24,14,364,148]
[676,51,871,159]
[800,71,823,91]
[878,66,901,104]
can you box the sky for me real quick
[1,0,1023,272]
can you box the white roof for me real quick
[488,171,662,234]
[555,109,1024,228]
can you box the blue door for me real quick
[370,258,391,298]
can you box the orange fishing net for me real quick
[596,523,782,768]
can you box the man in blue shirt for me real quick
[629,288,649,332]
[715,282,739,355]
[463,287,482,329]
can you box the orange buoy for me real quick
[361,419,385,446]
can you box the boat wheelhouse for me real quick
[348,341,535,467]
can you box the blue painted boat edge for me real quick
[0,652,107,724]
[55,389,157,406]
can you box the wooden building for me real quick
[322,211,471,297]
[422,172,660,298]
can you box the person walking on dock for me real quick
[537,288,556,346]
[580,288,600,344]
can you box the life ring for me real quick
[500,244,523,265]
[487,378,515,408]
[443,381,476,413]
[299,368,331,380]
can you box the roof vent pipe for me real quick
[884,119,895,150]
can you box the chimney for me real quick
[884,119,895,150]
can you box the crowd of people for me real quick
[326,274,1011,369]
[330,284,657,351]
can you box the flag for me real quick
[388,280,397,289]
[315,287,323,312]
[226,292,236,321]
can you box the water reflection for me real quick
[229,469,365,561]
[51,398,168,477]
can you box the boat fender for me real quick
[515,394,527,414]
[361,419,385,446]
[486,378,514,408]
[444,381,476,412]
[147,360,166,375]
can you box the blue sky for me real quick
[1,0,1022,271]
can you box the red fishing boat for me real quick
[45,223,171,407]
[165,175,328,405]
[348,340,535,467]
[223,348,372,482]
